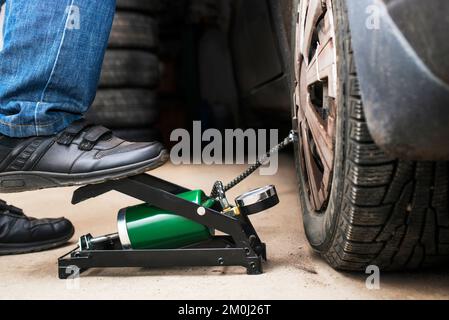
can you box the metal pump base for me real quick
[58,174,267,279]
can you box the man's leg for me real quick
[0,2,4,50]
[0,0,167,193]
[0,1,167,254]
[0,1,108,254]
[0,0,114,137]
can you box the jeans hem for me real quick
[0,115,81,137]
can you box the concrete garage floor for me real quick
[1,154,449,300]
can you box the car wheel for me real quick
[292,0,449,271]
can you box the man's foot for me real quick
[0,200,74,255]
[0,120,168,193]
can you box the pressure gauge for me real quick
[235,185,279,215]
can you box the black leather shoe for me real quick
[0,200,74,255]
[0,120,168,192]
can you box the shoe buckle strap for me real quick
[57,132,76,146]
[57,119,92,146]
[79,126,111,151]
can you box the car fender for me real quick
[346,0,449,160]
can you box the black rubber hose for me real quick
[210,132,296,198]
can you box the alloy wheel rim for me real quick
[294,0,338,212]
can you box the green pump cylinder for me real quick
[117,190,214,250]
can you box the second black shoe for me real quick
[0,120,168,193]
[0,200,74,255]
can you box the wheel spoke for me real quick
[302,99,334,172]
[318,7,335,48]
[301,0,324,65]
[305,11,337,97]
[306,42,335,95]
[301,125,324,208]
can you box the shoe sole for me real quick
[0,149,169,193]
[0,227,75,255]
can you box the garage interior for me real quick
[1,0,449,300]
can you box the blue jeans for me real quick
[0,0,116,137]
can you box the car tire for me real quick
[108,11,158,50]
[88,89,158,128]
[99,50,160,88]
[115,0,162,13]
[293,0,449,271]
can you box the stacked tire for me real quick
[87,0,162,142]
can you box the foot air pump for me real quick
[78,186,279,252]
[58,132,296,279]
